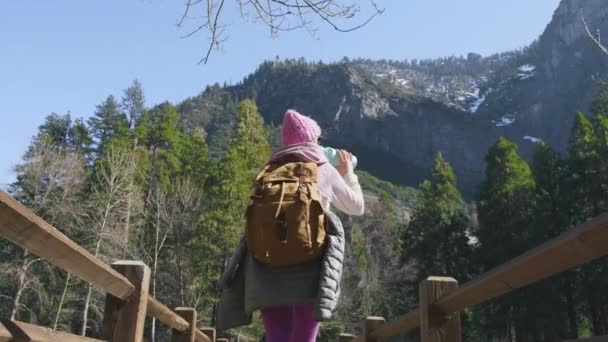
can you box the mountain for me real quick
[178,0,608,198]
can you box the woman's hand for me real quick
[337,149,353,177]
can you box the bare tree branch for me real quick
[177,0,384,63]
[581,8,608,56]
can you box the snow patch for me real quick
[394,78,409,86]
[493,114,516,127]
[468,87,492,114]
[518,64,536,73]
[517,64,536,80]
[470,94,486,113]
[524,136,542,143]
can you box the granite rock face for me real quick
[179,0,608,198]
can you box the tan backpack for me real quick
[245,157,326,267]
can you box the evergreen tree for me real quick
[178,127,208,186]
[590,80,608,118]
[531,143,578,339]
[398,152,474,338]
[476,137,537,340]
[191,99,271,315]
[68,118,93,154]
[87,95,129,152]
[595,115,608,211]
[568,112,599,219]
[145,102,181,186]
[567,111,608,335]
[121,80,146,129]
[38,113,72,146]
[401,152,471,281]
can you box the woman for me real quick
[217,109,364,342]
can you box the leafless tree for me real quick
[160,177,203,306]
[7,140,86,323]
[80,144,138,336]
[177,0,384,63]
[581,8,608,56]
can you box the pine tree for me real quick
[121,80,146,129]
[133,102,182,341]
[568,112,599,219]
[87,95,129,152]
[146,102,181,187]
[590,80,608,118]
[68,118,93,154]
[38,113,72,146]
[476,137,537,340]
[567,111,608,335]
[531,143,578,339]
[401,152,471,281]
[595,115,608,212]
[191,99,271,317]
[178,127,208,186]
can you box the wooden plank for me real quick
[172,307,196,342]
[102,261,150,342]
[434,214,608,314]
[339,333,356,341]
[419,277,460,342]
[0,190,134,299]
[196,328,213,342]
[369,310,419,339]
[0,319,104,342]
[200,328,216,342]
[147,297,190,331]
[364,317,385,342]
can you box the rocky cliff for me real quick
[178,0,608,198]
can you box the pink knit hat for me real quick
[282,109,322,146]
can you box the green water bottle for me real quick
[322,146,358,169]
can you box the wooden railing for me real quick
[340,213,608,342]
[4,183,608,342]
[0,190,225,342]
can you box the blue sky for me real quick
[0,0,561,187]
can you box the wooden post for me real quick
[201,327,216,341]
[172,307,197,342]
[419,276,461,342]
[339,333,356,341]
[102,261,151,342]
[364,317,386,342]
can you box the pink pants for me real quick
[261,304,320,342]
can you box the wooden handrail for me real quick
[195,329,213,342]
[434,213,608,314]
[147,297,190,331]
[0,320,105,342]
[369,310,418,339]
[0,191,135,299]
[0,190,214,341]
[145,298,212,341]
[360,213,608,339]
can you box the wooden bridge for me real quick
[338,213,608,341]
[1,188,608,341]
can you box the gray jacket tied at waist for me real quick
[216,211,345,331]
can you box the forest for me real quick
[2,78,608,341]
